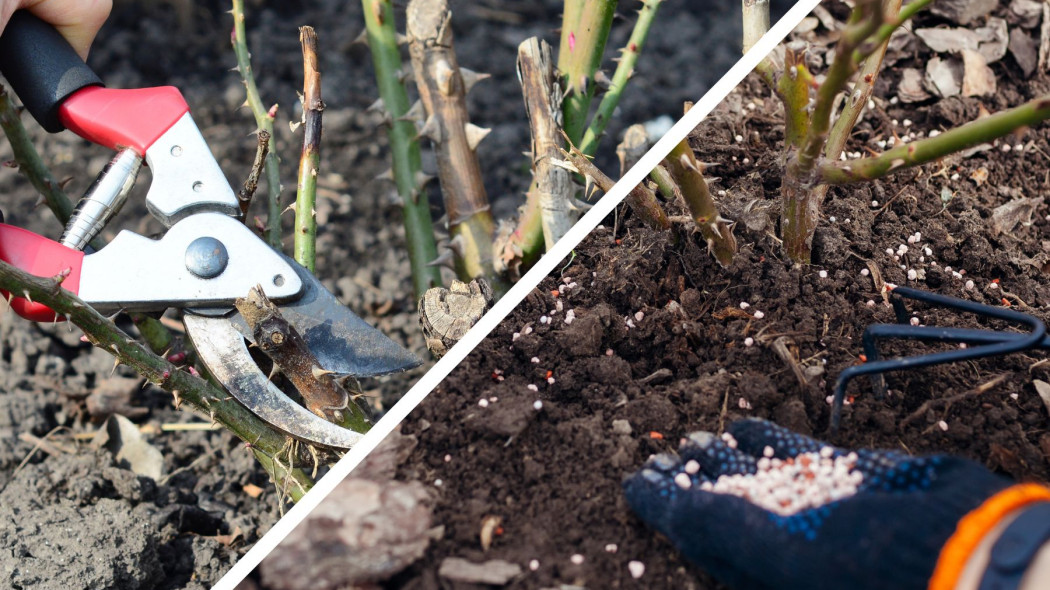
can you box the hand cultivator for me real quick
[0,12,419,449]
[830,285,1047,432]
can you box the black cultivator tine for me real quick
[830,286,1046,433]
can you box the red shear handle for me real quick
[59,86,190,154]
[0,11,190,152]
[0,225,85,322]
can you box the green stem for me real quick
[826,0,902,161]
[0,86,73,224]
[294,27,322,273]
[820,94,1050,184]
[778,49,815,151]
[794,0,883,176]
[558,0,617,146]
[665,140,736,266]
[253,448,313,503]
[361,0,442,299]
[578,0,663,157]
[498,196,545,279]
[231,0,284,250]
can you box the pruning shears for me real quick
[0,12,420,449]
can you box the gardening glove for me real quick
[624,418,1050,590]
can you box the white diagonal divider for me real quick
[213,1,820,587]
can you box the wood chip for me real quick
[419,278,494,359]
[961,49,997,97]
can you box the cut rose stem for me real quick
[820,94,1050,184]
[577,0,664,157]
[0,84,174,357]
[0,259,316,495]
[235,286,371,434]
[741,0,769,55]
[558,0,617,146]
[238,129,271,220]
[617,124,650,176]
[406,0,502,289]
[562,144,668,231]
[294,26,323,273]
[231,0,284,249]
[664,139,736,267]
[518,37,574,251]
[361,0,442,299]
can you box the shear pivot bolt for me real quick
[186,237,229,279]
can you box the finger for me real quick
[19,0,112,60]
[727,418,829,459]
[677,431,758,480]
[623,465,770,590]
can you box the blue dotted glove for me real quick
[624,419,1013,590]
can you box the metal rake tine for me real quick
[860,325,1050,399]
[830,287,1046,434]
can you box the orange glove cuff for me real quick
[929,483,1050,590]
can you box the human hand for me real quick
[623,419,1027,590]
[0,0,111,60]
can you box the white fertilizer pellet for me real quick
[753,311,765,319]
[674,472,693,489]
[529,560,540,571]
[628,561,646,579]
[699,448,863,515]
[744,337,755,347]
[533,400,543,411]
[571,554,585,565]
[605,544,618,553]
[478,399,489,408]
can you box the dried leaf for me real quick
[92,415,164,480]
[961,49,997,97]
[992,197,1043,235]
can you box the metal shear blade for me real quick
[184,314,366,449]
[227,256,422,378]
